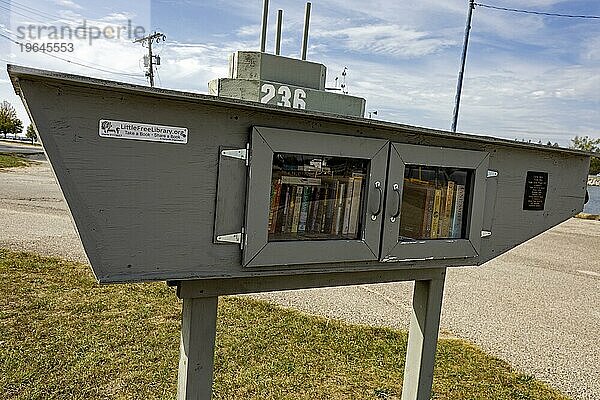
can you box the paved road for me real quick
[1,161,599,400]
[0,140,45,155]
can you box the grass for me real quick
[0,249,570,400]
[0,153,30,169]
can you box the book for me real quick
[421,186,435,238]
[323,181,337,233]
[276,185,290,233]
[441,181,455,238]
[451,184,466,238]
[399,180,429,239]
[348,176,363,236]
[430,188,442,239]
[342,177,355,235]
[333,183,346,235]
[284,185,297,233]
[291,186,303,233]
[280,176,321,186]
[438,187,447,237]
[307,186,321,232]
[268,179,282,234]
[314,186,327,233]
[298,185,311,232]
[280,185,293,233]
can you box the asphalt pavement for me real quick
[0,160,598,400]
[0,140,45,155]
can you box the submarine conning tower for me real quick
[208,1,366,118]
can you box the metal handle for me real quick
[390,183,401,222]
[371,181,383,221]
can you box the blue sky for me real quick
[0,0,598,146]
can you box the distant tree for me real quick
[571,135,600,175]
[26,124,37,143]
[571,135,600,152]
[0,101,24,138]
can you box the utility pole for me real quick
[134,31,166,88]
[451,0,475,133]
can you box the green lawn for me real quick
[0,249,569,399]
[0,153,30,169]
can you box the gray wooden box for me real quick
[9,65,589,287]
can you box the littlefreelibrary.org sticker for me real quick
[99,119,188,144]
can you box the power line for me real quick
[0,3,47,25]
[474,3,600,20]
[0,25,142,76]
[0,31,146,81]
[0,0,67,22]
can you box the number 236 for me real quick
[260,84,306,109]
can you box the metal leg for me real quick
[401,269,446,400]
[177,296,219,400]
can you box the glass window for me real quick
[399,165,472,241]
[268,153,369,241]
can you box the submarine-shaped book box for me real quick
[8,63,589,286]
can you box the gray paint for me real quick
[229,51,326,90]
[243,127,388,267]
[401,273,446,400]
[177,296,218,400]
[8,65,589,284]
[208,77,366,117]
[380,144,489,263]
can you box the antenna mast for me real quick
[301,2,312,60]
[260,0,269,52]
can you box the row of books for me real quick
[268,174,365,238]
[399,179,466,239]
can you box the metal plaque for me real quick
[523,171,548,211]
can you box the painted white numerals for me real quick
[293,89,306,109]
[260,83,276,104]
[277,85,292,107]
[261,84,307,110]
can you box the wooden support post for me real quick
[177,296,219,400]
[401,269,446,400]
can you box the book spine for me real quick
[281,185,292,233]
[308,186,321,232]
[452,184,466,238]
[280,176,321,186]
[334,183,346,235]
[430,188,442,239]
[274,184,287,233]
[285,185,297,233]
[441,181,455,237]
[291,186,303,233]
[348,177,363,236]
[438,188,447,237]
[422,187,435,238]
[314,187,327,233]
[268,179,282,234]
[323,182,336,233]
[298,186,311,232]
[342,178,354,235]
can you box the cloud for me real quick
[54,0,82,10]
[1,0,598,146]
[314,24,456,58]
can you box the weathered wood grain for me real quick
[9,66,589,284]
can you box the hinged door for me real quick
[380,143,489,263]
[243,127,388,267]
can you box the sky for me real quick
[0,0,598,146]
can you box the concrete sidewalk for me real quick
[1,161,599,399]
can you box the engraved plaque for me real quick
[523,171,548,211]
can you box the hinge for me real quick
[481,230,492,238]
[221,144,249,166]
[216,228,245,249]
[487,170,499,178]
